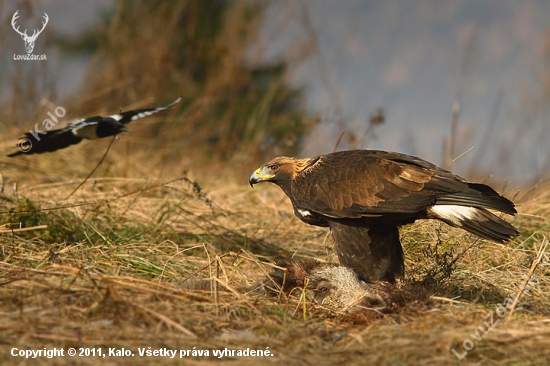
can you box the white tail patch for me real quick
[428,205,479,226]
[296,208,312,217]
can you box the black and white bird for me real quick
[8,97,181,157]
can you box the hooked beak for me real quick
[249,167,275,187]
[249,169,261,187]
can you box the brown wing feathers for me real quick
[294,151,515,218]
[294,153,436,215]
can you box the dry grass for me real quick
[0,156,549,365]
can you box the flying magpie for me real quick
[8,97,181,157]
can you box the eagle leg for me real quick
[329,222,404,283]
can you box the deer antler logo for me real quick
[11,11,49,54]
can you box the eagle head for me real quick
[249,156,301,187]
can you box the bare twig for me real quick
[0,224,48,233]
[332,130,345,152]
[65,135,118,200]
[445,146,475,170]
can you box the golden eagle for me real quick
[249,150,518,282]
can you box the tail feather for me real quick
[436,186,516,215]
[428,205,519,243]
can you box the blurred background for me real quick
[2,0,550,186]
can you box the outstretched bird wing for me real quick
[107,97,182,124]
[7,128,82,157]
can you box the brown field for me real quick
[0,150,549,365]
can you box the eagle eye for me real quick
[270,165,279,172]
